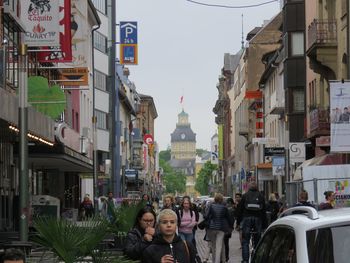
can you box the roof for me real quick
[179,110,188,117]
[168,158,196,176]
[171,126,196,142]
[272,207,350,232]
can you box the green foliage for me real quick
[163,170,186,194]
[195,161,218,195]
[159,149,171,162]
[32,217,108,263]
[28,76,66,119]
[106,200,146,235]
[196,148,209,157]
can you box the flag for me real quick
[180,96,183,103]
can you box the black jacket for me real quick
[141,234,196,263]
[237,189,267,227]
[124,227,152,260]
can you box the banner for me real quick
[38,0,72,63]
[218,124,224,160]
[22,0,60,46]
[61,0,89,68]
[330,82,350,152]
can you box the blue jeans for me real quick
[241,216,262,262]
[179,232,194,243]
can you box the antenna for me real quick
[241,14,244,49]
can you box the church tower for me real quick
[170,110,196,160]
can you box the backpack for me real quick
[245,191,263,211]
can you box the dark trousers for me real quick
[241,216,262,262]
[224,234,230,261]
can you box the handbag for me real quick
[183,240,202,263]
[197,219,209,230]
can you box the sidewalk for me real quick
[195,228,242,263]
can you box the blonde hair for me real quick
[157,209,178,224]
[269,193,277,201]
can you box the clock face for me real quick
[181,133,186,139]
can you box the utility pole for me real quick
[18,43,28,242]
[109,0,121,197]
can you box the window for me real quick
[293,89,304,112]
[307,225,350,263]
[290,32,304,56]
[253,227,296,263]
[92,0,107,14]
[94,31,107,53]
[94,70,107,91]
[95,110,107,130]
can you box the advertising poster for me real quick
[38,0,72,63]
[272,156,285,176]
[22,0,60,46]
[330,82,350,152]
[329,180,350,208]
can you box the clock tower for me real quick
[170,110,197,195]
[170,110,196,160]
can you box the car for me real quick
[251,206,350,263]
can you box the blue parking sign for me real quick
[120,22,137,44]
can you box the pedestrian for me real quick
[223,197,235,262]
[141,209,197,263]
[102,191,117,222]
[124,206,157,261]
[141,193,154,209]
[162,194,181,226]
[178,196,197,243]
[266,193,280,225]
[205,193,233,263]
[294,190,314,207]
[237,182,266,263]
[79,194,94,220]
[1,248,25,263]
[319,191,335,210]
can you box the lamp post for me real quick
[18,43,28,242]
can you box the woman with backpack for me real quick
[178,196,197,243]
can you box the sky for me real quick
[117,0,281,151]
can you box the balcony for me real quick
[269,91,284,115]
[309,107,330,137]
[306,19,337,77]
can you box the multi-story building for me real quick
[0,0,100,233]
[304,0,347,164]
[170,110,196,196]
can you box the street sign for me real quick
[120,44,138,65]
[143,134,154,145]
[120,22,137,44]
[289,142,305,164]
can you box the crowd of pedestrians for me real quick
[72,184,336,263]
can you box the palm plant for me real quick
[32,216,108,263]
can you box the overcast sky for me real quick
[117,0,281,151]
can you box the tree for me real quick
[196,148,209,158]
[159,149,171,162]
[195,161,218,195]
[160,159,186,194]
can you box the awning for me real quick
[293,154,343,181]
